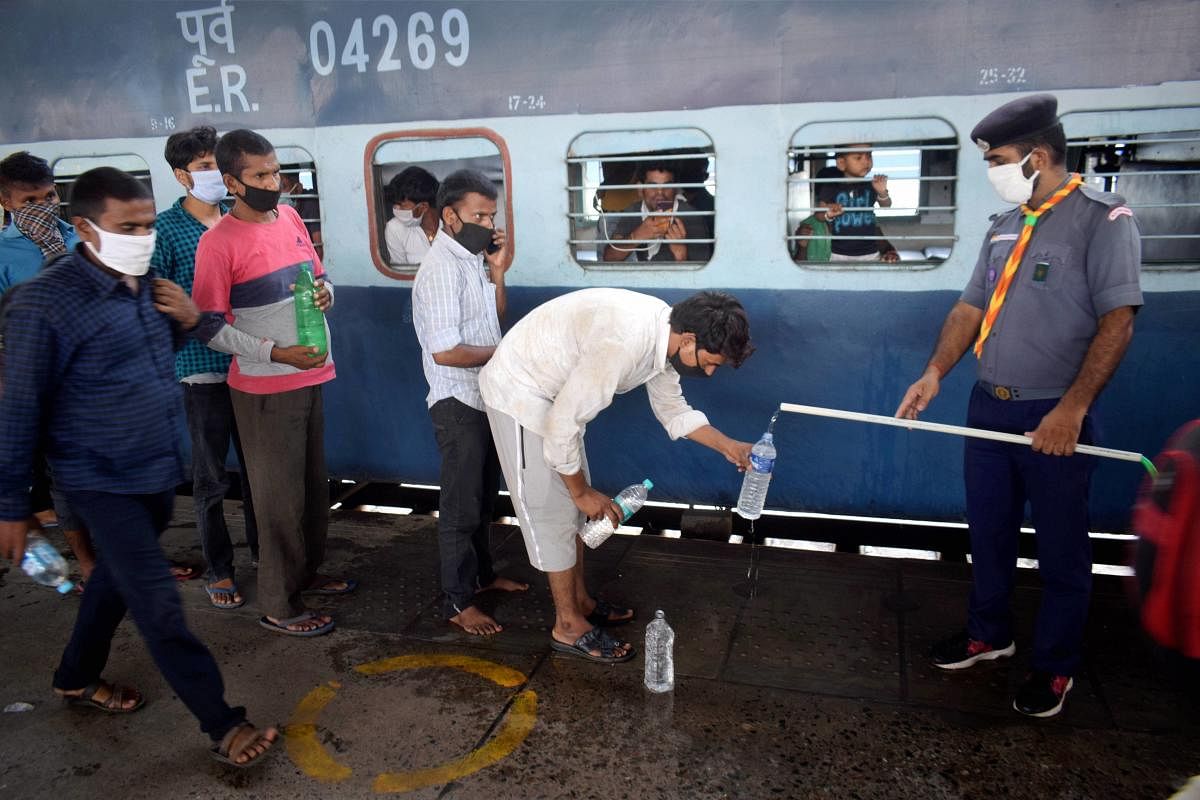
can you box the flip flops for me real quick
[258,611,335,637]
[170,563,198,581]
[301,576,358,596]
[585,599,635,627]
[210,721,279,769]
[550,627,635,664]
[205,584,245,610]
[55,680,145,713]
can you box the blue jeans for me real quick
[183,382,258,583]
[963,385,1095,676]
[430,398,499,617]
[53,489,245,742]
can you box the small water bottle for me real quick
[644,609,675,693]
[736,432,776,520]
[579,478,653,549]
[293,261,328,357]
[22,533,74,594]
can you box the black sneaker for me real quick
[1013,671,1073,718]
[930,629,1016,670]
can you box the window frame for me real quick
[1062,107,1200,272]
[51,154,155,221]
[364,127,513,281]
[275,145,323,258]
[787,117,959,271]
[566,127,716,271]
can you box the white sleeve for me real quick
[644,369,709,440]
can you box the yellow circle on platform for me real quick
[284,653,537,793]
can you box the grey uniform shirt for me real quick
[961,185,1144,390]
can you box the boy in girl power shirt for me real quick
[192,129,355,638]
[816,144,900,263]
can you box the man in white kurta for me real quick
[478,288,754,662]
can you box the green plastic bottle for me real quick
[293,261,328,357]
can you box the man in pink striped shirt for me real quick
[193,129,354,638]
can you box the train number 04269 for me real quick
[309,10,469,76]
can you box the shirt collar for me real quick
[655,305,672,371]
[71,243,149,296]
[174,195,228,224]
[435,228,483,263]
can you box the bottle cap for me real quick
[56,581,75,595]
[642,479,654,490]
[655,609,665,618]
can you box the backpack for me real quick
[1135,420,1200,658]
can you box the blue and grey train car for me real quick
[3,0,1198,531]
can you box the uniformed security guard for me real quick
[895,94,1143,718]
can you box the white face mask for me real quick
[392,206,421,227]
[84,220,156,276]
[189,168,227,205]
[987,151,1039,205]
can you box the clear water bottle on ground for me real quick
[293,261,328,357]
[644,609,675,693]
[22,533,74,594]
[736,432,776,520]
[579,478,653,549]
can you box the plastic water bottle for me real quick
[644,609,675,693]
[21,533,74,594]
[579,478,653,549]
[736,432,776,520]
[293,261,328,357]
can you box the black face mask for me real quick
[453,220,496,255]
[669,345,710,379]
[237,181,281,213]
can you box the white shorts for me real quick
[485,405,588,572]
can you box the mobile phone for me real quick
[485,239,501,255]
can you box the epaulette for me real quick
[1077,183,1127,207]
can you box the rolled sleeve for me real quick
[1088,210,1144,316]
[412,261,464,356]
[645,370,709,440]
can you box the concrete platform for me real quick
[1,502,1198,799]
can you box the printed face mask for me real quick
[236,180,281,213]
[453,220,495,255]
[189,169,227,204]
[669,341,710,379]
[393,207,421,227]
[84,220,156,276]
[987,151,1039,205]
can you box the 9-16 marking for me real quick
[508,95,546,111]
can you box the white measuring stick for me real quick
[778,402,1146,464]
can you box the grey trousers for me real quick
[230,385,328,619]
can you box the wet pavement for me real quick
[1,502,1198,799]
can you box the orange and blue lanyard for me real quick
[974,174,1083,358]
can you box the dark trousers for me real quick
[430,398,499,617]
[230,385,328,619]
[54,489,244,742]
[183,382,258,583]
[964,385,1095,676]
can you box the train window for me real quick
[52,154,154,221]
[568,128,715,269]
[788,118,958,269]
[1063,108,1200,271]
[275,146,323,259]
[367,130,510,279]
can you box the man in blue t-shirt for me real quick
[0,151,80,295]
[815,144,899,262]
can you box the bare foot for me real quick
[477,576,530,594]
[450,605,503,636]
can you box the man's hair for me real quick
[387,166,439,206]
[0,151,54,196]
[1010,123,1067,166]
[635,159,678,182]
[214,128,274,177]
[670,291,754,368]
[164,125,219,171]
[69,167,153,221]
[435,169,497,211]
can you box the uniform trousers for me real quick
[964,383,1095,676]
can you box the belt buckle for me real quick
[994,385,1012,401]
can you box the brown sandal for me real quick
[55,680,145,713]
[210,722,279,769]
